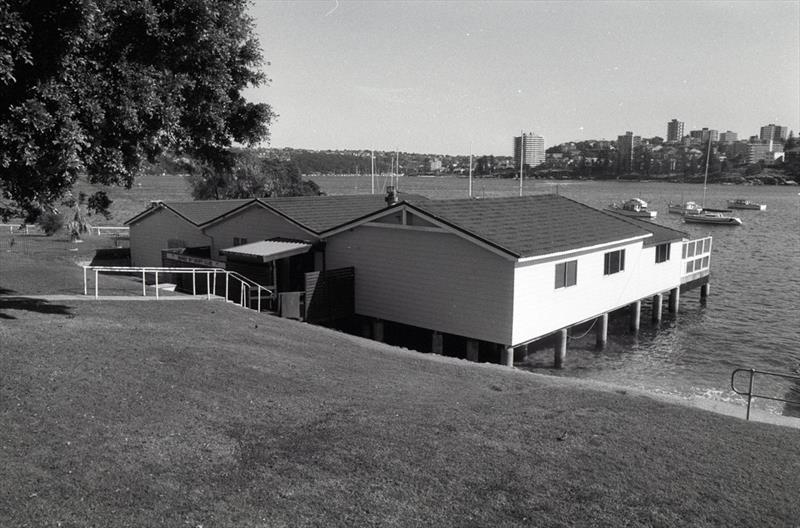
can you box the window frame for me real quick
[655,243,671,264]
[603,249,626,275]
[555,260,578,289]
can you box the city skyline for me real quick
[245,1,800,156]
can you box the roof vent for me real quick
[149,200,163,208]
[385,186,399,206]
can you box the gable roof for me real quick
[602,211,688,246]
[397,194,654,259]
[262,193,428,234]
[125,193,428,232]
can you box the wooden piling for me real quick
[432,331,443,355]
[700,283,710,301]
[501,346,514,367]
[466,340,480,362]
[668,287,680,313]
[596,313,608,348]
[652,293,663,323]
[554,329,567,368]
[372,320,384,343]
[630,300,641,332]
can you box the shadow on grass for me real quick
[0,297,73,319]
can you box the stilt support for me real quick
[432,331,443,355]
[596,313,608,349]
[466,340,480,362]
[372,320,384,343]
[700,283,710,302]
[669,287,680,313]
[554,329,567,368]
[630,300,641,332]
[501,346,514,368]
[652,293,663,323]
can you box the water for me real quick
[311,175,800,416]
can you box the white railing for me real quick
[681,236,712,276]
[82,266,274,312]
[0,223,33,234]
[90,226,130,236]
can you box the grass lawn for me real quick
[2,234,800,527]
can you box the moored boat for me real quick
[668,201,703,215]
[683,211,743,225]
[606,198,657,218]
[727,199,766,211]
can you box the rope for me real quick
[567,317,598,340]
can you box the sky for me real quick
[245,0,800,156]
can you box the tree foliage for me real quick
[0,0,273,220]
[188,151,321,200]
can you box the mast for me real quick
[468,144,473,198]
[702,136,712,207]
[371,150,375,194]
[519,130,524,197]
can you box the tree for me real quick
[0,0,273,220]
[188,151,321,200]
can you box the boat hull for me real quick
[606,208,657,218]
[727,201,766,211]
[683,214,742,225]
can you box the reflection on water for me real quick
[313,176,800,416]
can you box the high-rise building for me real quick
[666,119,684,142]
[759,123,789,142]
[513,132,545,168]
[616,131,640,173]
[719,130,738,143]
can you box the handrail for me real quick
[730,368,800,420]
[82,266,273,312]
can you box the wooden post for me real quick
[432,331,443,355]
[94,269,98,298]
[83,267,87,296]
[466,340,479,362]
[192,270,196,296]
[225,273,229,302]
[155,271,159,300]
[652,293,663,323]
[257,286,261,312]
[501,346,514,367]
[596,313,608,348]
[630,300,641,332]
[700,282,710,302]
[142,270,146,296]
[554,329,567,368]
[372,320,384,343]
[206,272,211,300]
[668,287,679,313]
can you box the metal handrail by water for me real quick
[730,368,800,420]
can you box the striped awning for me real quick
[220,240,312,263]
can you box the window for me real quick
[655,243,671,263]
[604,249,625,275]
[555,260,577,289]
[233,237,248,246]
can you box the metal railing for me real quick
[730,368,800,420]
[82,266,274,312]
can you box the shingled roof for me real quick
[406,194,655,258]
[126,193,428,233]
[263,193,428,233]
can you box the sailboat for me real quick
[683,139,742,226]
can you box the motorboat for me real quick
[727,199,766,211]
[668,201,703,215]
[606,198,657,218]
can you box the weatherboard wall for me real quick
[129,208,210,267]
[202,205,315,257]
[511,239,683,345]
[324,224,515,345]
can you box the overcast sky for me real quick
[245,0,800,156]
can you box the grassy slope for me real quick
[2,235,800,527]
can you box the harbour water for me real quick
[311,174,800,417]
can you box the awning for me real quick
[220,240,312,263]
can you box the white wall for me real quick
[203,205,316,257]
[129,209,210,267]
[325,224,515,344]
[511,240,683,345]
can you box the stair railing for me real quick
[730,368,800,420]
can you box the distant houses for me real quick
[126,191,711,366]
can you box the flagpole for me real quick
[468,143,473,198]
[371,150,375,194]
